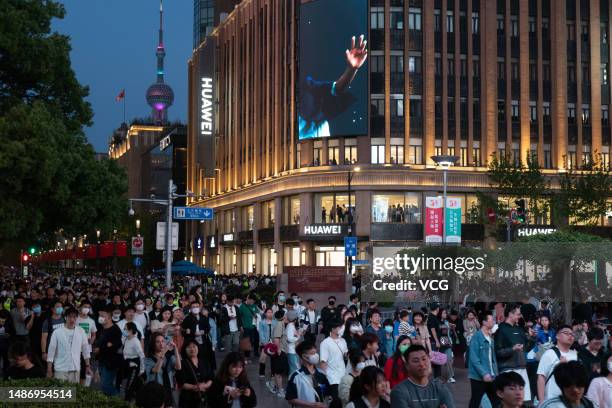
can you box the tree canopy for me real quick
[0,0,127,253]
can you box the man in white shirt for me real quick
[47,307,91,383]
[301,299,319,344]
[536,324,578,403]
[76,301,97,386]
[320,319,348,408]
[117,304,145,350]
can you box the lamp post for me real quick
[96,230,101,275]
[136,219,141,237]
[113,229,118,274]
[129,179,206,288]
[431,155,459,244]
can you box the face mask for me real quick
[154,291,160,297]
[399,344,410,354]
[32,306,41,314]
[112,314,121,322]
[608,362,612,372]
[329,300,335,306]
[356,362,366,371]
[81,308,90,315]
[136,304,145,311]
[98,316,106,325]
[306,353,320,365]
[385,326,393,334]
[55,307,63,315]
[350,325,361,334]
[191,308,200,315]
[278,295,286,302]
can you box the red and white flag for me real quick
[115,89,125,102]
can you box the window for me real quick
[511,62,519,80]
[371,10,385,29]
[473,61,480,78]
[447,11,454,32]
[498,61,505,80]
[391,11,404,30]
[543,63,551,81]
[408,144,423,164]
[296,143,301,169]
[582,105,590,125]
[391,98,404,118]
[261,200,275,228]
[602,64,609,85]
[568,105,576,125]
[511,101,519,121]
[543,148,552,169]
[371,55,384,73]
[390,144,404,164]
[567,23,575,41]
[372,193,422,223]
[498,101,506,121]
[472,147,481,166]
[529,18,536,33]
[434,11,441,32]
[344,145,358,164]
[582,64,590,83]
[391,55,404,73]
[543,103,551,123]
[328,146,340,165]
[313,145,322,166]
[372,98,385,116]
[371,145,385,164]
[497,17,504,32]
[568,65,576,83]
[243,205,255,230]
[435,57,442,75]
[530,103,537,122]
[510,18,519,37]
[460,59,467,77]
[315,193,356,223]
[603,106,609,127]
[408,56,422,73]
[409,9,422,30]
[472,12,479,34]
[448,58,455,76]
[529,62,537,81]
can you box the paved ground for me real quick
[234,351,472,407]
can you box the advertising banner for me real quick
[198,38,216,177]
[445,197,462,244]
[425,197,443,244]
[286,266,346,292]
[298,0,368,140]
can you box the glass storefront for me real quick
[282,196,300,225]
[241,248,255,274]
[314,193,356,223]
[261,246,277,275]
[372,192,422,223]
[283,246,301,266]
[261,200,275,228]
[242,205,255,230]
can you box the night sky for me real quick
[54,0,192,152]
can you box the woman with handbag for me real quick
[257,307,276,378]
[176,340,213,408]
[437,308,456,383]
[208,352,257,408]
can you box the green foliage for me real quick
[1,378,129,407]
[486,151,549,221]
[0,0,127,252]
[552,158,612,226]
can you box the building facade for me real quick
[186,0,612,275]
[193,0,242,48]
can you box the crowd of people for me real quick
[1,268,612,407]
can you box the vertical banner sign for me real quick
[445,197,462,244]
[425,197,443,244]
[198,38,216,177]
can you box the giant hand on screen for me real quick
[345,35,368,70]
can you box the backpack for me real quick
[544,347,562,384]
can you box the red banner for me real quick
[425,196,443,244]
[286,266,346,293]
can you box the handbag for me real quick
[429,350,448,366]
[239,336,253,352]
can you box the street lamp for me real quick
[96,229,101,275]
[431,155,459,244]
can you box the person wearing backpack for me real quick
[536,325,578,404]
[540,361,596,408]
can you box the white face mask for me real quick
[81,308,90,315]
[136,304,145,311]
[112,314,121,322]
[306,353,320,365]
[98,316,106,325]
[608,361,612,372]
[191,308,200,315]
[356,362,366,371]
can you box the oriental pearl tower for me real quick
[146,0,174,125]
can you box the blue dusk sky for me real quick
[54,0,193,152]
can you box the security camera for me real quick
[128,207,135,216]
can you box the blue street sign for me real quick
[344,236,357,257]
[133,257,143,267]
[352,259,370,265]
[173,207,214,220]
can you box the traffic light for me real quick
[29,247,35,255]
[515,199,526,223]
[22,254,29,262]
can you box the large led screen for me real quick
[298,0,368,140]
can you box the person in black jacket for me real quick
[7,342,45,380]
[219,297,242,353]
[93,306,123,397]
[177,340,214,408]
[208,352,256,408]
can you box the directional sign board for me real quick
[173,207,214,220]
[156,222,179,250]
[344,237,358,257]
[133,257,143,267]
[352,259,370,265]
